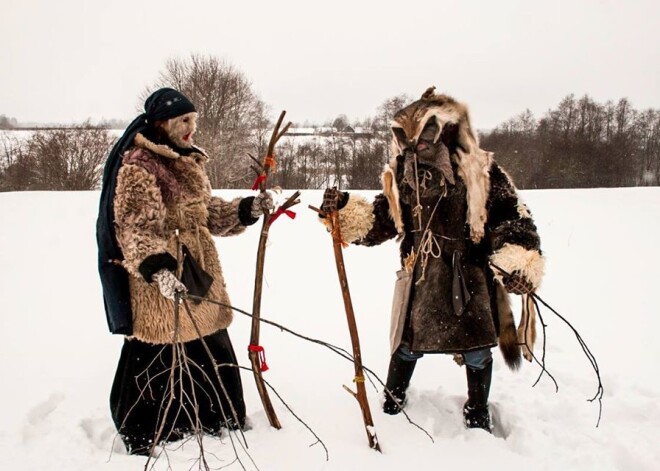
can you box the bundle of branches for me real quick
[491,263,604,426]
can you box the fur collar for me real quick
[134,132,208,162]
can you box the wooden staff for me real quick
[310,193,381,452]
[248,111,298,429]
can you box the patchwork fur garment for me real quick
[331,155,544,360]
[114,133,248,344]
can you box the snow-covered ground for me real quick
[0,187,658,470]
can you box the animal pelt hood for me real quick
[382,86,493,243]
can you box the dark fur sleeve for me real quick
[486,162,545,289]
[354,193,398,247]
[486,163,541,253]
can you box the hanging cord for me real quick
[490,263,604,427]
[411,196,446,285]
[416,230,442,285]
[418,169,434,190]
[401,157,451,285]
[412,153,423,230]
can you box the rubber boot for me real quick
[383,353,417,415]
[463,360,493,432]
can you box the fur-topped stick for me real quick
[310,200,382,452]
[248,111,296,430]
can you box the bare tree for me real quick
[146,54,269,188]
[481,94,660,188]
[0,133,35,191]
[374,94,413,138]
[636,109,660,185]
[0,124,113,191]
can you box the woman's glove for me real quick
[502,270,534,295]
[152,269,187,300]
[251,191,275,218]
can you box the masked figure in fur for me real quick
[97,88,273,454]
[319,88,544,431]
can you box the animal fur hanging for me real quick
[385,87,493,243]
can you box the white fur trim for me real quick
[517,201,531,219]
[490,243,545,289]
[320,194,375,244]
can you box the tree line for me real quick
[1,55,658,192]
[480,95,660,188]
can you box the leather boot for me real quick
[383,353,417,415]
[463,360,493,432]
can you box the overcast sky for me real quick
[1,0,658,129]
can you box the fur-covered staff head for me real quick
[96,88,197,335]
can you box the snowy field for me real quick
[0,187,659,470]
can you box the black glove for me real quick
[502,270,534,295]
[319,188,349,217]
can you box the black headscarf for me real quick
[96,88,195,335]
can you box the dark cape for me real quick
[96,115,147,335]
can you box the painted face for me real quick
[162,112,198,148]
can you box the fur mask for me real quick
[160,112,198,148]
[400,117,455,191]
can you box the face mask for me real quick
[162,112,198,148]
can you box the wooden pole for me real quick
[316,202,381,451]
[248,111,295,429]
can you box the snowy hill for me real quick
[0,188,658,470]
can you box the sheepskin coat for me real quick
[113,133,254,344]
[331,155,544,356]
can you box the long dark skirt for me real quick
[110,329,246,454]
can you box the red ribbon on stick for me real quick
[251,174,267,190]
[248,344,269,372]
[269,207,296,224]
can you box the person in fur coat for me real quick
[96,88,272,454]
[319,88,544,432]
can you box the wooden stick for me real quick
[249,110,294,430]
[313,199,381,452]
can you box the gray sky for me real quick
[1,0,658,129]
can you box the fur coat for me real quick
[113,133,255,344]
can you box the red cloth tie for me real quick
[269,207,296,224]
[251,174,267,190]
[248,344,269,372]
